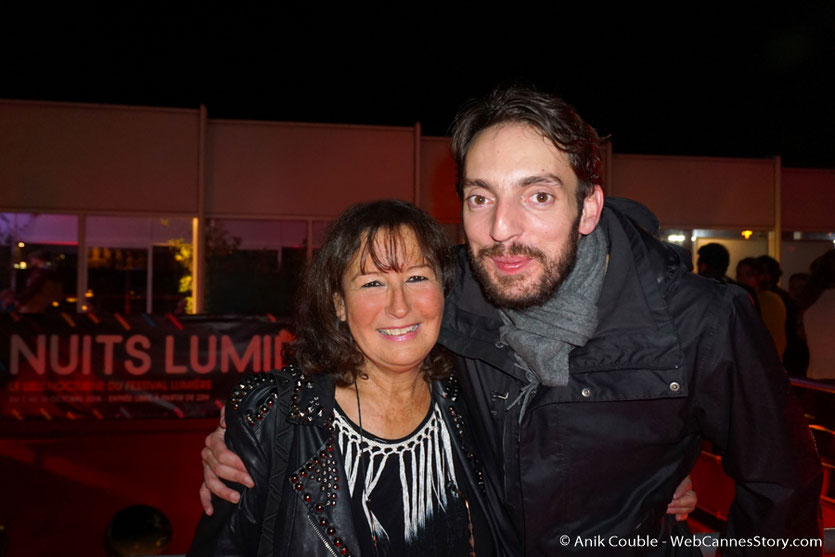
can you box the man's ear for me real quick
[334,294,346,322]
[578,185,604,235]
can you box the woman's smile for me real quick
[377,323,420,338]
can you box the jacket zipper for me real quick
[306,514,339,557]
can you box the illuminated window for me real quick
[0,213,78,313]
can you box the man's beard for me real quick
[467,225,580,311]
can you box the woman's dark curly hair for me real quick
[288,199,454,386]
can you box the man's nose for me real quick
[490,199,523,243]
[386,284,410,318]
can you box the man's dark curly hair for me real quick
[450,85,603,212]
[288,199,454,386]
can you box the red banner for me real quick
[0,313,294,420]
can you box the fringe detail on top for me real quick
[334,403,457,543]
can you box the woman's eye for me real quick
[407,275,428,283]
[361,280,383,288]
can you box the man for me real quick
[696,243,761,321]
[201,86,821,555]
[801,250,835,380]
[697,243,732,281]
[757,255,810,377]
[737,257,788,357]
[696,243,757,303]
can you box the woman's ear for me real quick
[334,294,346,322]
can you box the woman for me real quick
[189,200,511,556]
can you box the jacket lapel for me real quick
[288,436,362,557]
[286,372,363,556]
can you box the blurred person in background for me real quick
[104,505,172,557]
[795,250,835,380]
[737,257,787,356]
[696,242,758,308]
[757,255,809,377]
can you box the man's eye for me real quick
[531,192,554,204]
[467,194,488,206]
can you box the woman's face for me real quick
[336,228,444,378]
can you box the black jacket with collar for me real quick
[188,365,517,557]
[438,198,822,556]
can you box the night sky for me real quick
[3,4,834,168]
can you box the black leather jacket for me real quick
[188,366,517,557]
[439,199,822,556]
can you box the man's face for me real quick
[461,123,602,309]
[736,263,761,290]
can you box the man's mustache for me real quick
[476,243,547,261]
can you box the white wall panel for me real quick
[782,169,835,231]
[420,137,458,221]
[611,155,775,228]
[0,101,200,213]
[207,121,415,217]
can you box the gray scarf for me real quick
[499,224,608,420]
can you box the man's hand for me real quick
[199,407,254,515]
[666,475,696,521]
[195,409,699,522]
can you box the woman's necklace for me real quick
[354,379,379,557]
[349,379,476,556]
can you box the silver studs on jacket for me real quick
[226,365,349,556]
[228,373,278,427]
[290,434,349,555]
[230,373,272,411]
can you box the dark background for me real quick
[2,3,834,168]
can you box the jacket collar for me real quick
[283,369,364,557]
[569,199,684,373]
[439,198,685,381]
[285,367,338,429]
